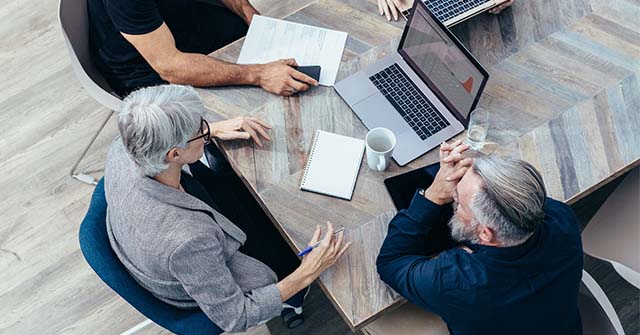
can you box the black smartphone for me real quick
[295,65,321,82]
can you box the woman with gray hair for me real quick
[105,84,350,332]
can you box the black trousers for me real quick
[173,3,248,55]
[189,144,301,282]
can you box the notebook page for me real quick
[300,131,364,199]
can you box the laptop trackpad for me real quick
[356,93,413,135]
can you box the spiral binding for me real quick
[300,130,322,188]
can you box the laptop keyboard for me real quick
[369,64,449,140]
[402,0,492,22]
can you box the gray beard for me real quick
[448,202,481,244]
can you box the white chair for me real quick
[362,273,624,335]
[582,167,640,288]
[579,166,639,335]
[580,270,625,335]
[58,0,123,185]
[362,301,449,335]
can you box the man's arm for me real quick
[121,24,318,96]
[220,0,259,24]
[377,191,452,267]
[376,191,451,312]
[377,140,473,313]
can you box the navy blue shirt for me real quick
[377,191,583,334]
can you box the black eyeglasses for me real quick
[187,118,210,143]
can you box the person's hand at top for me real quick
[488,0,514,14]
[377,0,412,21]
[256,58,319,97]
[209,116,272,147]
[423,139,473,205]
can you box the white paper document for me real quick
[237,15,348,86]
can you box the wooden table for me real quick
[197,0,640,330]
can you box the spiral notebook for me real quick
[300,131,365,200]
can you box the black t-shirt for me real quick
[88,0,195,95]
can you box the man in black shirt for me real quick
[89,0,318,96]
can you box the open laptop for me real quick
[334,0,489,166]
[401,0,512,27]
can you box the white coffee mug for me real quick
[365,128,396,171]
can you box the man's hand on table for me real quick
[209,116,272,147]
[423,140,473,205]
[253,59,319,97]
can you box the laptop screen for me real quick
[398,2,488,121]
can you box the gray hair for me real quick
[117,85,205,176]
[470,156,547,246]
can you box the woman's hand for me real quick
[423,139,473,205]
[209,116,272,147]
[377,0,410,21]
[299,222,351,278]
[275,222,351,302]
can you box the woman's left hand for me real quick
[210,116,272,147]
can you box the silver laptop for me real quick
[334,0,489,166]
[401,0,513,27]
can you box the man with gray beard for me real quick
[376,140,583,335]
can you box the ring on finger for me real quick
[288,87,297,94]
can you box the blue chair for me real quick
[79,178,224,335]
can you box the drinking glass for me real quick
[466,108,489,150]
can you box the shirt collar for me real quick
[465,225,542,260]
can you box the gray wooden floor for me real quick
[0,0,359,333]
[0,0,636,334]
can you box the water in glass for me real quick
[466,108,489,150]
[466,124,487,150]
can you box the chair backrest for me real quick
[580,270,624,335]
[79,179,223,335]
[58,0,122,111]
[582,167,640,291]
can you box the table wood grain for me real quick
[197,0,640,329]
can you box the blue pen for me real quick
[297,227,345,257]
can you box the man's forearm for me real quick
[160,52,261,87]
[377,191,449,267]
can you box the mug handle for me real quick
[377,155,386,171]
